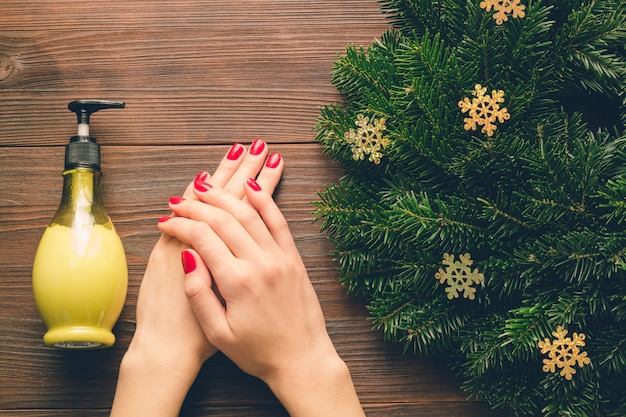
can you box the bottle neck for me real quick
[51,168,110,228]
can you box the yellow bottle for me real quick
[32,100,127,349]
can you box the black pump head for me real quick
[65,99,125,170]
[68,99,125,127]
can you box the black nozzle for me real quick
[68,99,125,126]
[65,99,125,170]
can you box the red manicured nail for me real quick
[169,196,185,205]
[195,170,209,183]
[195,180,212,192]
[227,143,245,160]
[249,138,266,155]
[158,216,171,223]
[181,250,197,274]
[247,178,262,191]
[265,152,281,168]
[194,171,212,192]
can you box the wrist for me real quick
[265,348,365,417]
[124,332,206,377]
[110,340,203,417]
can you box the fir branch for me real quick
[478,196,532,231]
[552,0,626,94]
[541,366,602,417]
[599,176,626,225]
[594,324,626,375]
[330,31,402,102]
[503,303,552,357]
[379,0,445,37]
[370,294,465,356]
[388,190,488,254]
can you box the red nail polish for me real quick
[181,250,197,274]
[194,180,212,192]
[194,171,212,192]
[249,138,266,156]
[247,178,262,191]
[158,216,171,223]
[227,143,245,160]
[265,152,281,169]
[169,196,185,205]
[195,171,209,184]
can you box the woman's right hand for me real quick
[128,140,282,372]
[158,174,365,417]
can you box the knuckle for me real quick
[239,208,259,226]
[275,217,290,233]
[189,221,212,241]
[255,254,288,285]
[213,209,236,228]
[184,275,205,300]
[187,222,214,254]
[209,329,233,347]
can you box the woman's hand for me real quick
[111,140,284,417]
[158,175,365,417]
[129,140,282,367]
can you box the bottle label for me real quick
[54,341,102,349]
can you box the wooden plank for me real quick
[0,0,389,145]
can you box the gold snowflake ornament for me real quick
[435,253,484,300]
[480,0,526,25]
[458,84,510,137]
[538,326,591,380]
[343,114,390,164]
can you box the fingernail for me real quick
[194,170,209,183]
[169,196,185,205]
[158,216,171,223]
[194,180,212,192]
[247,178,262,191]
[194,171,212,192]
[249,138,266,156]
[181,250,197,274]
[227,143,245,160]
[265,152,281,168]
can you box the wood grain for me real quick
[1,1,512,416]
[0,0,388,146]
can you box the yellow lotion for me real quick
[33,223,127,348]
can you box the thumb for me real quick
[181,249,230,343]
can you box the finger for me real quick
[158,216,239,276]
[207,143,247,190]
[180,187,278,253]
[181,177,199,199]
[224,138,269,197]
[167,196,267,259]
[244,178,299,256]
[254,152,284,196]
[180,249,232,345]
[163,171,210,221]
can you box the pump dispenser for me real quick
[32,100,128,349]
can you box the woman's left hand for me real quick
[111,140,284,417]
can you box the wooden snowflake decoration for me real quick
[343,114,390,164]
[458,84,510,137]
[480,0,526,25]
[538,326,591,381]
[435,253,484,300]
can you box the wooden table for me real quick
[0,2,512,416]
